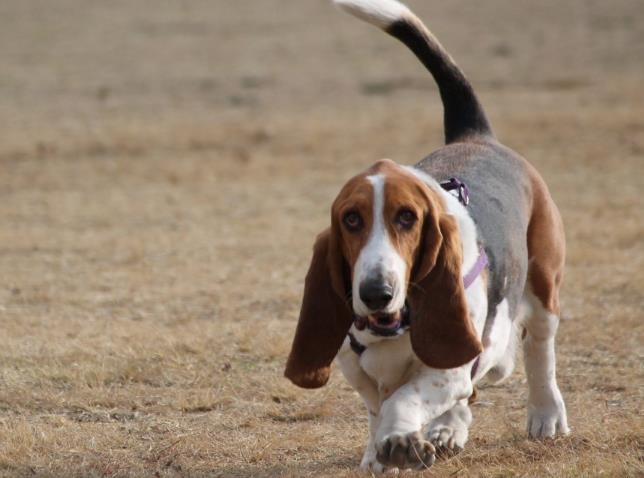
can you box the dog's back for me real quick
[335,0,565,334]
[416,142,531,330]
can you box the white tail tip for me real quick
[333,0,411,30]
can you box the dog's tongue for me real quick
[354,311,402,331]
[369,311,401,329]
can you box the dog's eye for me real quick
[343,211,363,231]
[396,209,417,229]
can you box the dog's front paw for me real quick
[427,425,465,458]
[376,431,436,470]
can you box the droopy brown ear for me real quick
[408,214,482,369]
[284,229,353,388]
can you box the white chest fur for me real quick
[359,333,419,395]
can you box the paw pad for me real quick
[376,432,436,470]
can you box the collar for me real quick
[348,331,367,355]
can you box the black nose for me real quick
[359,280,394,311]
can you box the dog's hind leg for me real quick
[522,289,569,438]
[522,186,569,438]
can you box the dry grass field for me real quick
[1,1,643,476]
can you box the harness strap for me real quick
[440,177,470,206]
[463,247,488,288]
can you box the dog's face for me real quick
[284,159,482,389]
[331,159,439,333]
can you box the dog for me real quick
[284,0,569,472]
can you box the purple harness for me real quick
[347,178,486,376]
[440,177,488,287]
[440,178,489,289]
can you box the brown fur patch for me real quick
[408,214,483,368]
[284,230,353,388]
[525,162,566,314]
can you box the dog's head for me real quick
[284,160,482,388]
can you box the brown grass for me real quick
[1,0,643,476]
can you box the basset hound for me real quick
[284,0,569,472]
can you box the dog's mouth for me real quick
[354,303,410,337]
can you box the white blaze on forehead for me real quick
[352,174,407,316]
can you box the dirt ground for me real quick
[0,1,642,476]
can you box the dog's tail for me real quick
[333,0,493,144]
